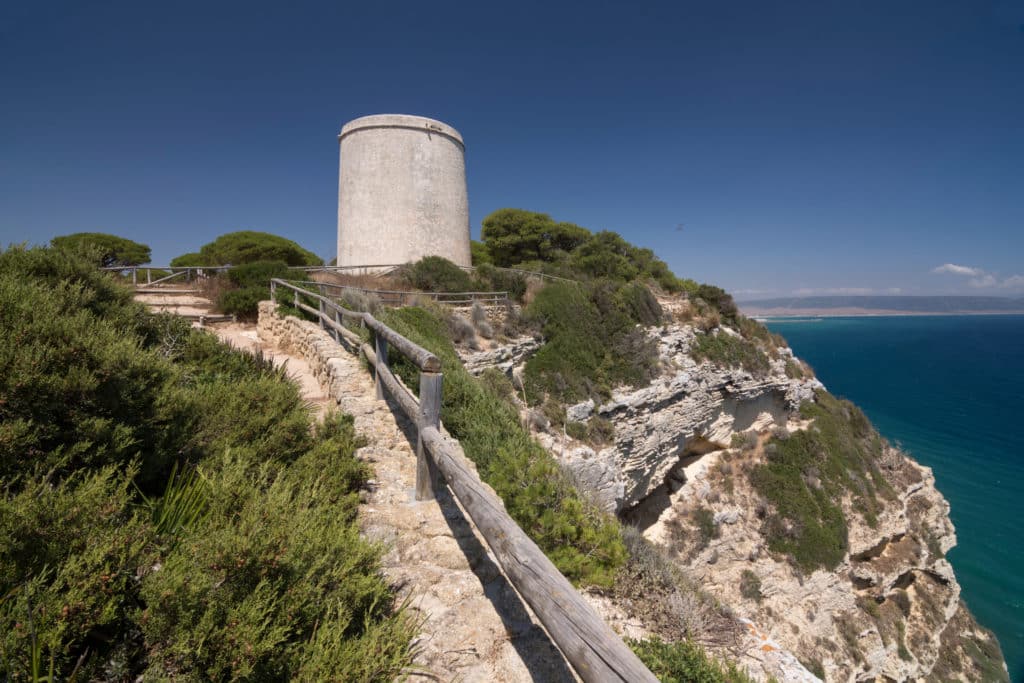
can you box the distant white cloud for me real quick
[1000,275,1024,291]
[932,263,984,277]
[931,263,1024,291]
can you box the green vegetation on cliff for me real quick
[0,246,412,680]
[521,281,662,404]
[479,208,692,292]
[751,391,892,572]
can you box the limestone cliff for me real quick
[460,320,1007,682]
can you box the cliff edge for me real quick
[461,307,1007,682]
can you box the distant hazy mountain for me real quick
[739,295,1024,314]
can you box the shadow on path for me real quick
[386,393,577,683]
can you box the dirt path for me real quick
[206,320,574,682]
[209,322,334,419]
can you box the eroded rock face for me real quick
[463,320,1007,682]
[566,326,821,512]
[660,445,1005,682]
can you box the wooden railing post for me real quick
[374,331,388,400]
[334,310,342,343]
[416,372,443,501]
[146,268,151,285]
[131,268,137,286]
[318,298,325,330]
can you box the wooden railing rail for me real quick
[267,279,657,683]
[289,280,509,307]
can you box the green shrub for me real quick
[694,284,738,320]
[0,270,175,489]
[693,507,719,548]
[0,465,157,681]
[217,286,267,320]
[382,306,627,587]
[226,259,291,288]
[522,281,659,404]
[690,330,770,377]
[566,421,588,440]
[172,230,322,266]
[750,391,892,572]
[739,569,762,602]
[473,263,527,301]
[628,637,757,683]
[398,255,474,292]
[478,367,516,404]
[139,421,408,680]
[0,247,412,680]
[617,281,663,326]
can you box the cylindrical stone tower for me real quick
[337,114,471,268]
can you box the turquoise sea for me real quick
[765,315,1024,681]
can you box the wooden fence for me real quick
[291,280,509,307]
[104,263,578,287]
[269,279,657,683]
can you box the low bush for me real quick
[750,390,892,572]
[397,255,474,293]
[473,263,528,301]
[739,570,763,602]
[693,507,719,548]
[628,637,757,683]
[226,259,291,288]
[0,247,413,681]
[478,367,516,405]
[382,305,627,587]
[690,330,770,377]
[217,286,267,320]
[521,281,659,404]
[617,281,663,326]
[694,284,738,321]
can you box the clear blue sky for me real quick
[2,0,1022,298]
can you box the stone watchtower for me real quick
[337,114,471,268]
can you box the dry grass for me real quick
[310,270,405,291]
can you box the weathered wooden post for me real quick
[146,268,151,285]
[270,279,277,300]
[131,268,137,286]
[318,297,325,330]
[416,372,443,501]
[374,331,388,400]
[334,309,342,343]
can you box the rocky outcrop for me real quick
[464,320,1007,681]
[535,325,821,513]
[654,443,1006,682]
[461,335,541,376]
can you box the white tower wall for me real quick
[337,114,471,268]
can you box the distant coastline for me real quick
[745,308,1024,318]
[739,295,1024,319]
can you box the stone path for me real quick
[212,321,575,682]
